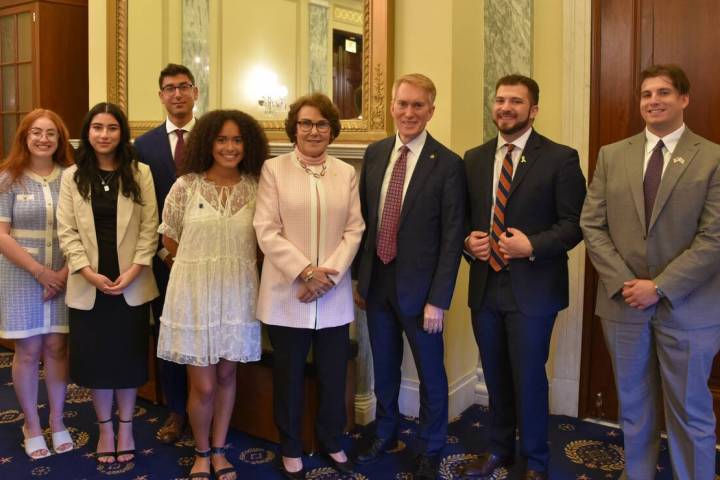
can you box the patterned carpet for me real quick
[0,349,716,479]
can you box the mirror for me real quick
[107,0,393,143]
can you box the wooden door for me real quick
[0,4,36,156]
[332,29,363,119]
[580,0,720,435]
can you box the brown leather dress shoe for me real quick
[524,469,547,480]
[156,412,186,444]
[461,452,514,477]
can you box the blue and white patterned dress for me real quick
[0,166,68,338]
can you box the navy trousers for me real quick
[471,269,556,472]
[366,259,448,455]
[152,269,187,415]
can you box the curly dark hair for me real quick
[74,102,142,203]
[182,110,269,178]
[284,93,341,143]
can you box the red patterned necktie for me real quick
[489,143,515,272]
[377,145,409,264]
[173,129,186,174]
[643,139,664,230]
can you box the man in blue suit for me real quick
[461,75,586,480]
[354,73,466,480]
[134,63,198,444]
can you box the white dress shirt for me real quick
[165,117,196,157]
[644,124,685,178]
[378,130,428,225]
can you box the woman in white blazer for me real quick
[254,93,365,479]
[57,103,158,466]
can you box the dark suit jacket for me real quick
[134,123,176,315]
[134,124,176,216]
[356,133,467,316]
[464,129,586,316]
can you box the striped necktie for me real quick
[489,143,514,271]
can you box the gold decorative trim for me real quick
[333,6,363,26]
[107,0,127,112]
[108,0,393,142]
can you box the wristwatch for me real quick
[655,284,666,298]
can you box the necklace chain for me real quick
[299,161,327,178]
[97,170,117,191]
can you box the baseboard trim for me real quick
[549,377,580,416]
[396,369,479,419]
[354,392,376,426]
[449,369,480,418]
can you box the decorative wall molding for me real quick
[334,5,363,26]
[549,0,591,418]
[268,142,367,162]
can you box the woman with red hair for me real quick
[0,109,74,458]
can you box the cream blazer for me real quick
[254,152,365,329]
[57,163,159,310]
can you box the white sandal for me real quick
[52,429,74,454]
[22,427,51,459]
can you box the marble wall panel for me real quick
[182,0,210,115]
[483,0,533,141]
[309,2,330,95]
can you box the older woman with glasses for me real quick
[254,93,364,479]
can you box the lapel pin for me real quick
[673,156,685,165]
[430,153,436,159]
[520,155,527,163]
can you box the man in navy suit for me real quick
[134,63,198,444]
[460,75,586,480]
[354,73,466,480]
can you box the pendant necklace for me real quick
[98,171,117,192]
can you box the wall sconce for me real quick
[246,66,289,115]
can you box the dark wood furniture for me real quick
[0,0,88,155]
[232,341,358,453]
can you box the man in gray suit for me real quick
[581,64,720,480]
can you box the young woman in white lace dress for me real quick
[156,110,268,480]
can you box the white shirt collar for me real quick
[645,124,685,154]
[165,117,196,134]
[393,130,428,155]
[496,127,533,153]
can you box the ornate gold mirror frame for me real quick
[106,0,394,143]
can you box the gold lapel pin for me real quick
[430,153,436,159]
[673,156,685,165]
[520,155,527,163]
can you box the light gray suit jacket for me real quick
[581,128,720,329]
